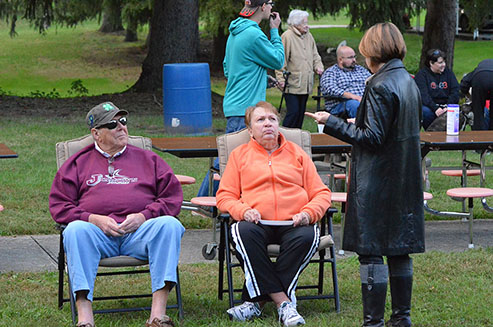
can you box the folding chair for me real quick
[54,134,183,325]
[215,127,340,312]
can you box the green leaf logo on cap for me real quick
[103,103,114,111]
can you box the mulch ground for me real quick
[1,91,225,118]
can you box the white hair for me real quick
[287,9,309,26]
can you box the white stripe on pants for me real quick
[231,221,320,303]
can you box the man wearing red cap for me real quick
[223,0,284,126]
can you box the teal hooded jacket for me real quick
[223,17,285,117]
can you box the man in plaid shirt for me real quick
[320,45,371,118]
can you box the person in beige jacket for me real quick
[276,9,323,128]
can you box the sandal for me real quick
[76,323,94,327]
[145,315,174,327]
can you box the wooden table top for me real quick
[420,131,493,153]
[0,143,18,159]
[152,130,493,158]
[420,131,493,144]
[152,133,352,158]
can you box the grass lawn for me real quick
[0,249,492,326]
[0,20,147,97]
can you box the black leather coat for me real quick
[324,59,425,256]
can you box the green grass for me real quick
[1,19,493,236]
[0,249,492,326]
[310,10,352,26]
[1,111,492,235]
[310,8,427,28]
[0,20,147,97]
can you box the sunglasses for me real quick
[97,116,127,130]
[266,1,275,7]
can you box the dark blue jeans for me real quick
[196,116,246,197]
[282,94,308,128]
[422,105,437,130]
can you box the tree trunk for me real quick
[211,27,227,73]
[99,0,124,33]
[131,0,199,92]
[124,27,138,42]
[420,0,457,70]
[124,18,138,42]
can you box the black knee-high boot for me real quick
[386,257,413,327]
[360,264,388,327]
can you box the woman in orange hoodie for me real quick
[216,101,331,326]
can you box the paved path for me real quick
[1,219,492,273]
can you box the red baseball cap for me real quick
[239,0,268,17]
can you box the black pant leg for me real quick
[294,94,309,128]
[230,221,284,302]
[282,93,300,128]
[471,72,493,130]
[275,224,320,303]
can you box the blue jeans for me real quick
[484,107,490,129]
[421,105,437,130]
[330,99,360,118]
[63,217,185,301]
[197,116,247,197]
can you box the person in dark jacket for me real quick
[414,49,460,130]
[306,22,424,327]
[460,59,493,130]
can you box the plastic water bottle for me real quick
[446,104,460,135]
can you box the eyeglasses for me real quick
[343,55,357,60]
[97,116,127,130]
[265,1,274,7]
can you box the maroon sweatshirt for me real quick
[49,144,183,224]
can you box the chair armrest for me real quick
[218,213,231,222]
[55,223,67,232]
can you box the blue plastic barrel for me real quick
[163,63,212,135]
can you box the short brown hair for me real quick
[359,22,406,65]
[244,101,280,128]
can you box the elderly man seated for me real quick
[49,102,185,327]
[216,101,331,326]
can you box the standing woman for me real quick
[306,23,424,327]
[276,9,323,128]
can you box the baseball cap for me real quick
[239,0,268,17]
[86,102,128,129]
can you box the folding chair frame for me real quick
[217,208,340,312]
[57,225,184,325]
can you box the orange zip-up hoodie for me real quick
[216,133,331,223]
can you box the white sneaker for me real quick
[278,301,305,326]
[226,301,262,321]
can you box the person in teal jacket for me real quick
[223,0,284,124]
[197,0,284,197]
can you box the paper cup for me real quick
[317,124,325,133]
